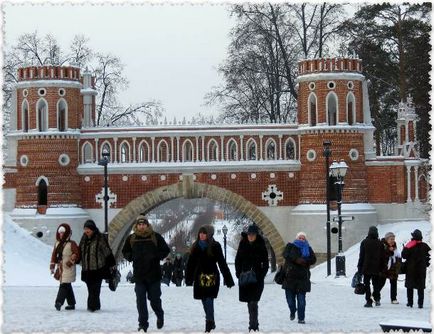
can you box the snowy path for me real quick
[3,282,430,332]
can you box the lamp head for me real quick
[329,159,348,178]
[102,148,110,159]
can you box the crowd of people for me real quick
[49,217,430,333]
[357,226,431,309]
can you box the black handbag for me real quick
[354,282,366,295]
[274,266,285,285]
[351,272,362,288]
[239,269,257,287]
[107,267,121,291]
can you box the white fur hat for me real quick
[296,231,307,239]
[58,226,66,233]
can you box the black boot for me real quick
[205,320,216,332]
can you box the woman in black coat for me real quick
[235,224,269,332]
[282,231,316,324]
[185,225,235,332]
[402,229,431,308]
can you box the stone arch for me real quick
[108,176,286,264]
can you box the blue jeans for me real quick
[135,281,164,329]
[201,298,214,321]
[285,289,306,321]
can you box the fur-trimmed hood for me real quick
[56,223,72,242]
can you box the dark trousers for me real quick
[55,283,76,306]
[247,301,258,329]
[135,280,164,329]
[379,277,398,301]
[201,297,214,321]
[285,289,306,321]
[363,274,382,302]
[85,277,103,311]
[407,287,424,307]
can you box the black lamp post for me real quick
[222,225,228,260]
[323,141,332,277]
[329,159,349,277]
[98,148,110,240]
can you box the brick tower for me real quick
[6,66,96,214]
[296,57,375,205]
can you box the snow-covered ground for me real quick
[3,214,431,332]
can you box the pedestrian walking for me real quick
[122,215,170,332]
[50,223,80,311]
[357,226,387,307]
[79,219,116,312]
[281,231,316,324]
[185,225,235,332]
[161,258,173,286]
[379,232,401,304]
[234,224,269,332]
[402,229,431,308]
[172,253,184,287]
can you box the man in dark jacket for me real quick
[402,229,431,308]
[357,226,387,307]
[235,224,269,332]
[122,215,170,332]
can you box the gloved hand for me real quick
[66,260,74,268]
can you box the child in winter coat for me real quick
[50,223,80,311]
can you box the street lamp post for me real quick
[329,159,349,277]
[222,225,228,260]
[323,141,332,277]
[98,148,110,240]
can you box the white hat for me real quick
[296,231,307,239]
[58,226,66,233]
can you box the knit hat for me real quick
[135,215,149,225]
[198,224,215,238]
[296,231,307,239]
[411,229,423,241]
[368,226,378,238]
[247,224,259,235]
[384,232,395,239]
[83,219,97,231]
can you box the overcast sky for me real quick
[3,2,236,121]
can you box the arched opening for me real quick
[57,99,67,131]
[37,99,48,131]
[183,140,194,162]
[22,99,29,132]
[308,93,317,126]
[83,142,93,163]
[120,142,130,163]
[108,180,286,268]
[157,140,169,162]
[37,179,48,206]
[265,139,276,160]
[227,139,238,161]
[246,139,257,160]
[138,141,150,162]
[346,93,355,125]
[285,138,296,159]
[208,140,218,161]
[327,93,338,126]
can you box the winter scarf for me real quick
[405,239,422,249]
[132,224,157,246]
[198,240,208,251]
[293,239,311,258]
[387,247,401,270]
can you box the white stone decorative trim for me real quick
[251,173,257,179]
[270,172,276,179]
[20,155,29,167]
[262,184,283,206]
[347,81,354,90]
[141,175,148,181]
[296,72,365,83]
[84,176,90,182]
[22,89,28,97]
[38,88,46,96]
[327,81,336,89]
[349,148,359,161]
[306,149,316,162]
[58,88,66,96]
[231,173,237,179]
[211,174,217,180]
[16,80,82,89]
[122,175,128,181]
[308,82,316,90]
[160,175,166,181]
[95,187,117,208]
[58,153,70,166]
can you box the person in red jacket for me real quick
[402,229,431,308]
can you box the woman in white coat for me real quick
[50,224,80,311]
